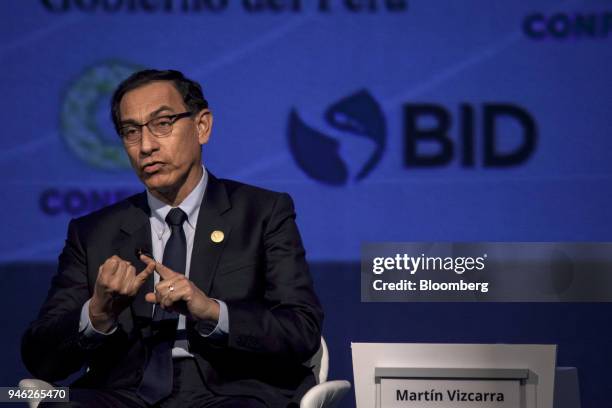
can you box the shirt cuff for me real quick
[196,299,229,339]
[79,299,118,338]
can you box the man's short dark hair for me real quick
[110,69,209,134]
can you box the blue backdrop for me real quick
[1,1,611,406]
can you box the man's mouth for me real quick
[142,162,164,174]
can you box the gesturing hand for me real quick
[90,255,156,332]
[140,255,220,323]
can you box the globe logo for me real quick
[288,90,387,185]
[61,60,143,170]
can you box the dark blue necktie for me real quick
[137,208,187,404]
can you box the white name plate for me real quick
[381,379,520,408]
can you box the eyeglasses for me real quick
[119,111,193,145]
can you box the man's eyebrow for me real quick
[120,106,176,125]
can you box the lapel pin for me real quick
[211,230,224,243]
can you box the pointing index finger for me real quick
[135,259,156,285]
[139,254,177,280]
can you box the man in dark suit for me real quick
[22,70,323,408]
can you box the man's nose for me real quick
[139,126,159,154]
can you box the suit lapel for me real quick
[114,193,155,324]
[190,173,232,295]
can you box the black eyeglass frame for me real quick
[118,111,193,144]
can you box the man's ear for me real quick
[195,109,213,145]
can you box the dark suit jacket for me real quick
[22,173,324,407]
